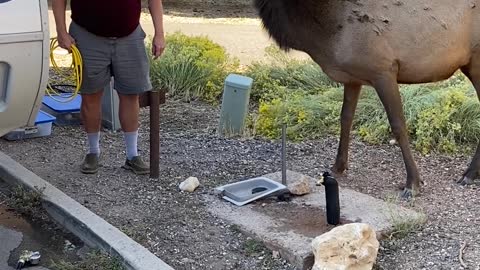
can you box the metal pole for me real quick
[281,123,287,186]
[149,90,160,179]
[277,123,291,202]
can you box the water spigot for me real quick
[320,172,340,225]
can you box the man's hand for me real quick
[149,0,165,60]
[152,34,165,59]
[57,31,76,52]
[52,0,73,51]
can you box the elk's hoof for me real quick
[331,165,347,176]
[400,188,415,200]
[401,188,413,199]
[456,176,474,186]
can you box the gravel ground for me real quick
[1,100,479,270]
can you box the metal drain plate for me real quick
[215,177,288,206]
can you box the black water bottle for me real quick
[323,172,340,225]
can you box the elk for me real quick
[254,0,480,197]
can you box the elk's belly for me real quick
[396,49,470,84]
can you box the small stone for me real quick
[181,258,195,264]
[64,240,76,251]
[288,175,312,196]
[179,177,200,192]
[312,223,379,270]
[389,139,397,145]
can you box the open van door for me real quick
[0,0,49,137]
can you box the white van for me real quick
[0,0,49,137]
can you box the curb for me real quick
[0,151,174,270]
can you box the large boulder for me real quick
[312,223,379,270]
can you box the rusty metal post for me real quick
[149,90,160,179]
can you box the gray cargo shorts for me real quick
[69,21,152,95]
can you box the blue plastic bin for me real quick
[2,110,56,141]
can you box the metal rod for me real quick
[149,90,160,179]
[281,123,287,185]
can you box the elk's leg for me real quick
[373,75,421,198]
[333,83,362,174]
[459,144,480,185]
[458,65,480,185]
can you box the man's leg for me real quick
[118,93,140,159]
[117,93,149,175]
[80,90,104,174]
[112,25,152,175]
[69,22,112,174]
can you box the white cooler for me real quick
[0,0,49,137]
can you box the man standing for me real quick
[52,0,165,175]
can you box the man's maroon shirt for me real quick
[71,0,141,38]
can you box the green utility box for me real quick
[218,74,253,136]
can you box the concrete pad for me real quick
[0,226,23,270]
[206,171,425,270]
[0,151,174,270]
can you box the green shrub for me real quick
[256,89,343,140]
[411,85,473,154]
[245,45,339,103]
[49,250,124,270]
[353,80,480,154]
[253,59,480,154]
[7,185,47,221]
[149,32,239,103]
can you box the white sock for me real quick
[87,132,100,155]
[124,131,138,160]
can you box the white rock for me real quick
[312,223,379,270]
[288,175,312,196]
[389,139,397,145]
[181,258,195,264]
[179,177,200,192]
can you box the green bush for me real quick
[353,78,480,154]
[149,32,239,103]
[245,46,340,103]
[409,84,477,154]
[252,53,480,154]
[49,250,124,270]
[256,89,343,140]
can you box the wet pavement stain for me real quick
[252,201,355,238]
[0,200,85,269]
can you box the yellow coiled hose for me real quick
[46,38,83,103]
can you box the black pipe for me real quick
[322,172,340,225]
